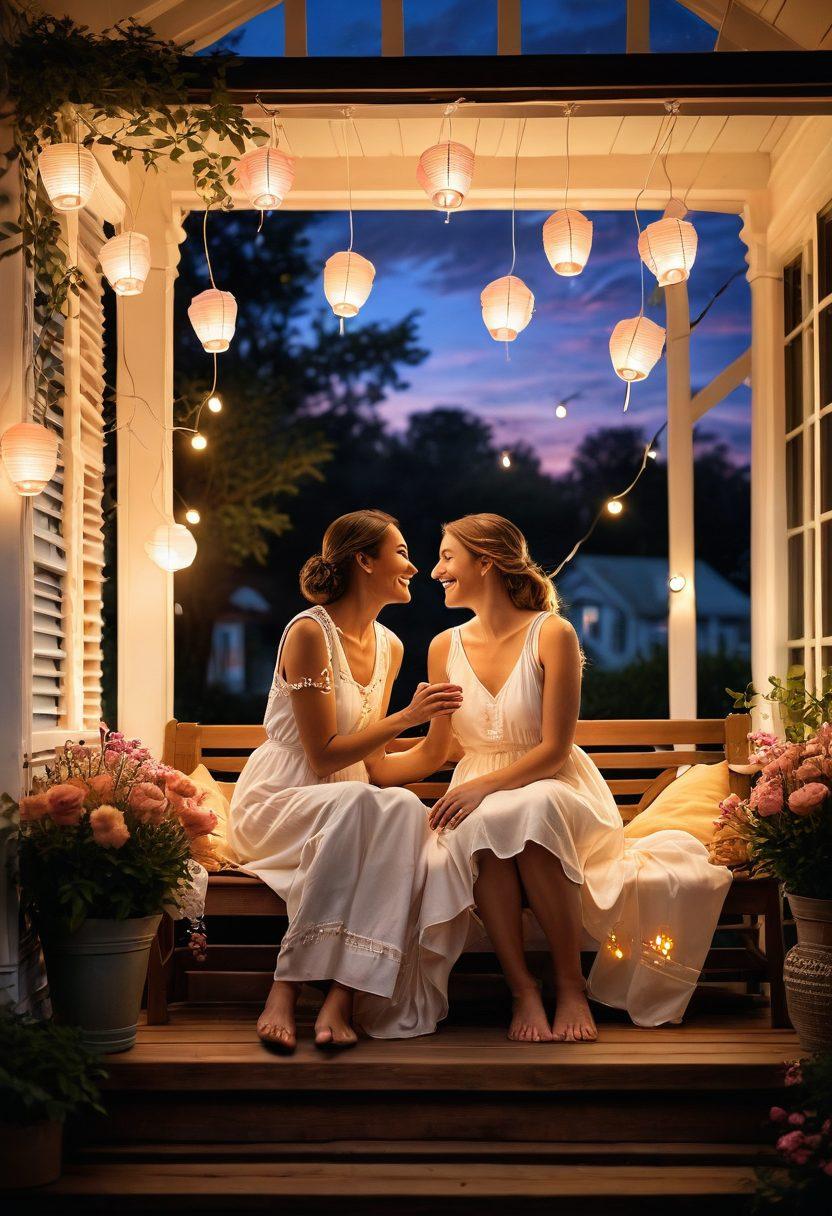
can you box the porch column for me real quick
[0,126,28,1004]
[741,205,787,732]
[116,168,184,756]
[664,282,698,718]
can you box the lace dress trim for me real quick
[282,918,404,966]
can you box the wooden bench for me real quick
[146,713,788,1028]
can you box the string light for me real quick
[207,395,223,413]
[191,433,207,451]
[185,508,201,525]
[500,450,512,469]
[605,930,627,961]
[647,931,674,960]
[606,499,623,516]
[647,448,658,460]
[668,573,687,593]
[555,403,568,419]
[325,109,375,334]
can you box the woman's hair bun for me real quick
[299,553,345,605]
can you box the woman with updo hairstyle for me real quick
[229,509,463,1051]
[419,513,731,1043]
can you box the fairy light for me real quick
[668,573,686,593]
[647,448,657,460]
[191,433,207,451]
[649,931,674,959]
[500,450,512,469]
[207,395,223,414]
[605,930,626,961]
[185,508,201,525]
[606,499,623,516]
[555,403,568,419]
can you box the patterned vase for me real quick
[783,894,832,1052]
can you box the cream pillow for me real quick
[624,760,730,846]
[187,764,236,871]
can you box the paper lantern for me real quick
[609,315,665,382]
[323,251,375,321]
[417,141,475,216]
[188,288,237,353]
[144,523,197,572]
[638,215,698,287]
[38,143,100,212]
[235,146,295,209]
[99,231,151,296]
[1,422,59,496]
[542,209,593,276]
[480,275,534,342]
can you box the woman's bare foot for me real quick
[551,986,597,1042]
[257,979,299,1051]
[314,982,359,1049]
[508,985,554,1043]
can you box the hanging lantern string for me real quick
[253,95,287,233]
[438,97,466,143]
[563,102,574,211]
[682,114,730,207]
[192,353,219,436]
[202,207,217,288]
[550,422,667,580]
[508,117,526,278]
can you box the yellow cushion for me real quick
[623,761,730,846]
[187,764,237,871]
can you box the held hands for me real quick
[429,777,493,831]
[400,681,463,729]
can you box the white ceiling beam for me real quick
[497,0,521,55]
[675,1,804,51]
[691,347,751,420]
[381,0,404,57]
[627,0,651,53]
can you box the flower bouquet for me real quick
[2,725,217,1052]
[712,725,832,1050]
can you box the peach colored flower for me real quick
[47,783,86,826]
[165,772,198,800]
[87,772,116,803]
[796,760,824,783]
[89,805,130,849]
[176,803,218,840]
[788,782,829,816]
[19,793,51,822]
[128,781,168,824]
[756,784,784,817]
[66,776,90,793]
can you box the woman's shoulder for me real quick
[380,622,404,660]
[281,610,331,655]
[428,627,455,658]
[538,612,579,653]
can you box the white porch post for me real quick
[664,282,698,718]
[741,204,787,732]
[0,128,29,1005]
[116,168,184,756]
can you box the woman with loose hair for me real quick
[229,509,462,1050]
[419,513,731,1041]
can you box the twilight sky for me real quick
[205,2,750,474]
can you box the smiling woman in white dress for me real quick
[418,514,731,1042]
[228,510,462,1051]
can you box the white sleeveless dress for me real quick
[417,611,732,1027]
[228,605,441,1038]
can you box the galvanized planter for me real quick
[784,894,832,1053]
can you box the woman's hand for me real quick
[429,777,493,831]
[400,681,463,729]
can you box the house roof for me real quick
[557,555,749,618]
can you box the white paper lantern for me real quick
[417,141,475,215]
[188,288,237,352]
[144,523,197,572]
[609,315,666,382]
[638,214,698,287]
[235,146,295,210]
[99,231,151,296]
[480,275,534,342]
[542,209,593,276]
[323,251,375,320]
[38,143,100,212]
[1,422,59,496]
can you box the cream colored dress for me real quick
[418,611,732,1027]
[228,606,440,1038]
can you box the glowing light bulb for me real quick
[647,448,657,460]
[605,930,627,961]
[606,499,623,516]
[185,508,201,525]
[191,433,207,451]
[555,404,568,419]
[668,574,686,593]
[207,395,223,414]
[650,931,674,959]
[500,451,512,469]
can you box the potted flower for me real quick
[714,723,832,1051]
[754,1054,832,1213]
[0,1005,106,1189]
[1,726,217,1053]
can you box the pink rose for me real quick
[822,1161,832,1176]
[788,782,829,816]
[788,1111,806,1126]
[176,803,218,840]
[791,1149,811,1165]
[717,793,742,821]
[796,760,824,783]
[19,793,51,822]
[770,1106,788,1124]
[89,805,130,849]
[785,1063,803,1086]
[165,772,198,800]
[87,772,116,803]
[777,1130,805,1153]
[128,782,168,824]
[755,783,784,817]
[47,783,86,826]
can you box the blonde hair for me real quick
[299,509,398,604]
[443,513,559,613]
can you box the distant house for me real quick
[557,556,750,671]
[207,586,274,694]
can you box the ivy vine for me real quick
[0,7,265,421]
